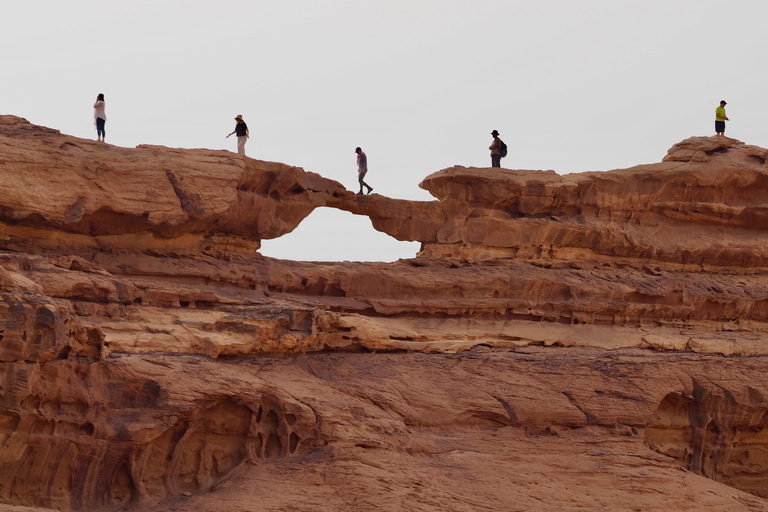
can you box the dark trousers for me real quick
[96,118,106,137]
[715,120,725,134]
[491,154,501,168]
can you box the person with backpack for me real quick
[489,129,507,167]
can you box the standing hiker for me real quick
[355,147,373,195]
[715,100,729,136]
[94,94,106,143]
[489,129,506,168]
[226,115,249,155]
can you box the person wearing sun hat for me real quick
[489,129,502,167]
[226,115,249,155]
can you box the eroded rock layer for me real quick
[1,115,768,511]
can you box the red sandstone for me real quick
[1,115,768,511]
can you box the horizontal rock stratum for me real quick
[1,115,768,511]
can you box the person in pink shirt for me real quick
[93,94,106,143]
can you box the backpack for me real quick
[499,140,508,158]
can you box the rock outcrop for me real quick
[2,115,768,511]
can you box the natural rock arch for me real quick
[259,206,420,262]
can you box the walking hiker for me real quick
[94,94,106,143]
[355,147,373,195]
[226,115,249,155]
[715,100,729,136]
[489,129,506,168]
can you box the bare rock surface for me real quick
[2,115,768,510]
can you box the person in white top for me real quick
[94,93,106,143]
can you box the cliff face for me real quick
[1,115,768,511]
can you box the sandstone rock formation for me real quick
[1,115,768,511]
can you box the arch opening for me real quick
[259,207,420,262]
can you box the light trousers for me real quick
[237,135,247,155]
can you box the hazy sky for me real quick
[4,1,766,262]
